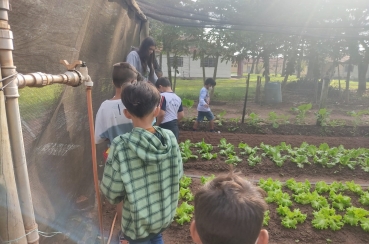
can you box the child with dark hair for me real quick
[126,37,158,84]
[190,172,269,244]
[193,78,217,132]
[100,82,183,244]
[95,62,139,146]
[155,77,184,140]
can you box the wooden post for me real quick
[319,76,330,109]
[315,78,319,104]
[241,73,251,124]
[255,76,261,104]
[345,62,351,103]
[338,64,341,93]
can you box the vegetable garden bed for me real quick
[102,131,369,244]
[162,132,369,244]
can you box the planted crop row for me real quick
[179,139,369,172]
[259,178,369,232]
[175,175,216,225]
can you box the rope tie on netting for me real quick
[2,227,62,244]
[0,72,18,91]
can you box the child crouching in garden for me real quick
[190,172,269,244]
[100,81,183,244]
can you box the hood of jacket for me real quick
[122,127,176,165]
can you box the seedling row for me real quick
[179,138,369,173]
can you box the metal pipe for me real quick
[0,67,27,244]
[0,0,39,243]
[15,70,82,88]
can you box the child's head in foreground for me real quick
[191,172,269,244]
[112,62,142,88]
[204,78,216,89]
[121,82,161,119]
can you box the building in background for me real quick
[159,54,231,79]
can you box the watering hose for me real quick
[85,80,105,244]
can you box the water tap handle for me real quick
[60,60,82,70]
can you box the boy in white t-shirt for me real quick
[95,62,140,148]
[155,77,184,140]
[193,78,217,132]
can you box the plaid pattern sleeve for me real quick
[100,142,126,205]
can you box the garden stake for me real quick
[107,213,117,244]
[241,73,251,124]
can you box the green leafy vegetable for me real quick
[195,139,213,153]
[239,142,259,155]
[175,202,194,225]
[345,181,363,195]
[218,138,233,149]
[285,179,311,194]
[343,207,369,226]
[312,207,344,231]
[201,152,217,160]
[179,176,192,188]
[248,154,262,166]
[277,206,307,229]
[263,210,270,226]
[219,146,236,156]
[225,155,242,165]
[361,218,369,232]
[258,178,282,192]
[265,189,292,207]
[293,191,328,210]
[315,181,330,194]
[329,191,351,211]
[359,192,369,206]
[179,140,198,162]
[200,174,215,185]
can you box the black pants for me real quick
[159,120,179,140]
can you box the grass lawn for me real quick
[18,85,64,120]
[174,74,297,101]
[174,75,363,101]
[16,74,363,121]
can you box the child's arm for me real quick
[177,102,184,121]
[199,89,209,108]
[100,145,126,204]
[156,96,166,125]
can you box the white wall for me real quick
[160,54,231,79]
[333,64,369,80]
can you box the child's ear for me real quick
[153,106,161,117]
[123,109,132,119]
[190,221,202,244]
[256,229,269,244]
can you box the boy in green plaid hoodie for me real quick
[100,81,183,244]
